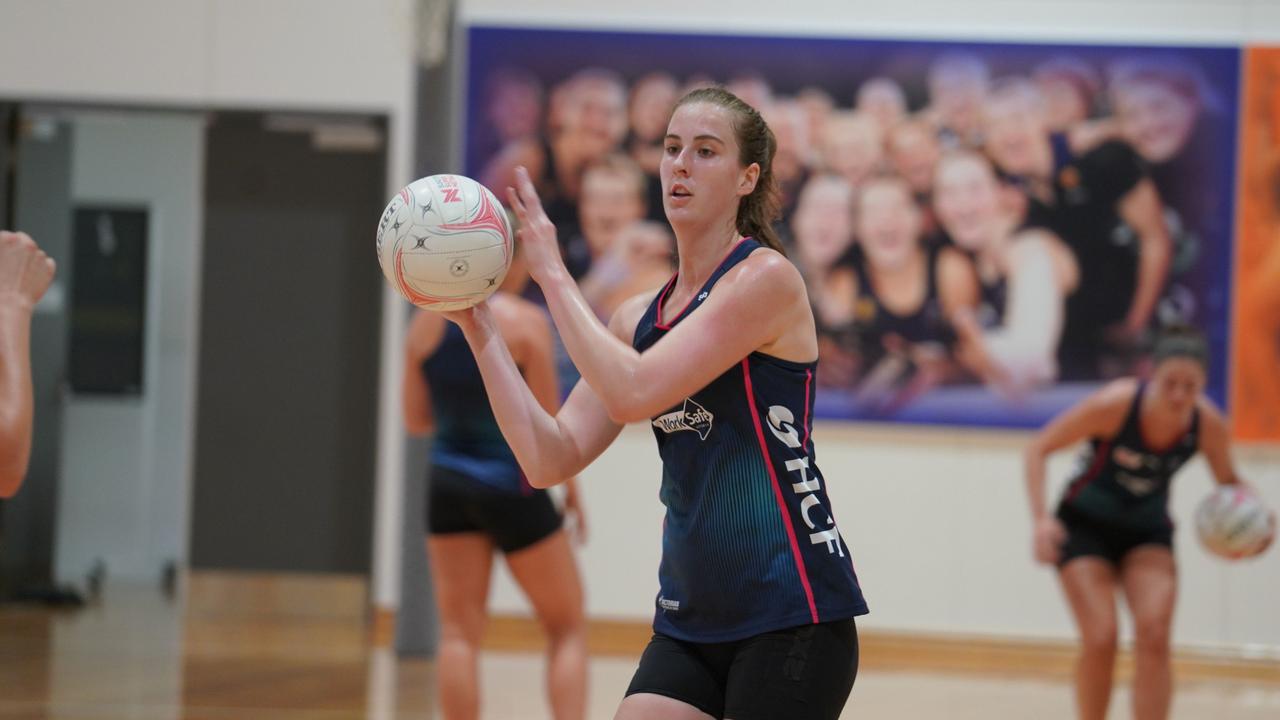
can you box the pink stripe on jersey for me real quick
[1066,440,1112,503]
[802,368,812,450]
[654,238,749,330]
[741,358,819,624]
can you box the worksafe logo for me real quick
[652,398,714,440]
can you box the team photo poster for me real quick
[465,26,1238,430]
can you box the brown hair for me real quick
[673,87,785,255]
[1153,324,1209,372]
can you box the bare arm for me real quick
[935,247,980,322]
[935,246,1001,384]
[0,231,57,498]
[402,311,446,436]
[1197,399,1242,487]
[1024,381,1132,559]
[447,299,629,488]
[1117,179,1172,336]
[1025,382,1131,517]
[510,302,588,542]
[994,233,1073,386]
[543,253,804,423]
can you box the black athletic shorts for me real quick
[426,465,562,554]
[1056,504,1173,568]
[625,619,859,720]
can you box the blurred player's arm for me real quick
[1025,382,1129,512]
[0,231,56,498]
[1117,179,1171,337]
[1197,399,1241,487]
[402,310,443,436]
[447,299,625,489]
[1023,381,1130,562]
[936,245,1000,383]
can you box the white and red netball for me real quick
[376,174,514,311]
[1195,484,1275,560]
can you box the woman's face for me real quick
[930,62,989,135]
[982,91,1051,177]
[857,79,907,133]
[630,74,679,143]
[1150,356,1206,418]
[933,155,1002,251]
[579,169,646,257]
[824,115,884,189]
[488,78,541,142]
[765,102,809,184]
[563,77,628,160]
[792,178,854,271]
[797,88,835,155]
[889,124,941,195]
[1114,81,1199,164]
[1035,76,1089,131]
[661,102,753,230]
[857,180,922,270]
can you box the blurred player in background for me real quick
[1024,329,1267,720]
[403,280,588,720]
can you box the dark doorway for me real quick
[191,112,387,574]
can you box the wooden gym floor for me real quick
[1,578,1278,719]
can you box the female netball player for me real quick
[446,87,868,720]
[1024,330,1268,720]
[403,288,587,720]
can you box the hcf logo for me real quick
[766,405,843,557]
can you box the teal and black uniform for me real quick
[1056,382,1200,566]
[421,323,561,553]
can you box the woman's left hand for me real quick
[506,166,568,287]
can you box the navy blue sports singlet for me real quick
[632,237,869,643]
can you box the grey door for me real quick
[191,112,386,574]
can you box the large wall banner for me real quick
[465,26,1239,428]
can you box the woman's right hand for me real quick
[441,299,496,339]
[1032,515,1067,565]
[506,166,568,287]
[0,231,56,310]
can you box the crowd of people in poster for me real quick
[468,37,1233,423]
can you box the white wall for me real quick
[0,0,417,111]
[464,0,1280,655]
[0,0,417,600]
[485,425,1280,653]
[461,0,1280,43]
